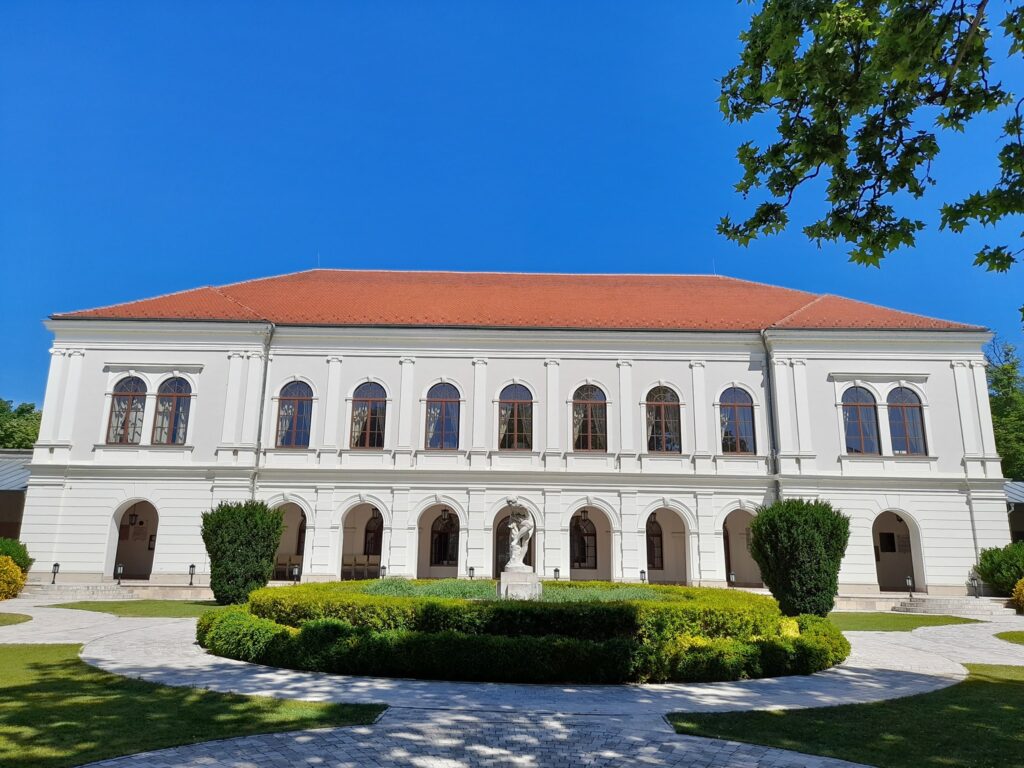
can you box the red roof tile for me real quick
[54,270,981,332]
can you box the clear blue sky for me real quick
[2,2,1021,406]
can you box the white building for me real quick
[21,270,1010,594]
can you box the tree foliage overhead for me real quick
[987,339,1024,478]
[720,1,1023,282]
[0,400,41,449]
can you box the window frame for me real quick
[572,384,608,453]
[151,377,192,446]
[497,383,533,451]
[842,385,881,456]
[424,382,461,451]
[719,386,756,455]
[429,512,460,567]
[106,376,148,446]
[276,381,314,449]
[645,385,682,454]
[886,386,928,456]
[570,513,598,569]
[646,517,664,571]
[350,381,387,450]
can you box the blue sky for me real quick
[2,2,1021,405]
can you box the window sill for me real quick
[94,443,194,452]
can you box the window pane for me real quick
[278,400,296,446]
[425,401,442,449]
[107,396,129,443]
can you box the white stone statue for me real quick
[504,496,535,573]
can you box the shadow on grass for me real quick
[0,645,382,768]
[669,663,1024,768]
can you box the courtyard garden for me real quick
[195,578,850,684]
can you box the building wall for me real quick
[20,319,1010,594]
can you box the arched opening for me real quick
[112,501,159,579]
[494,507,536,575]
[273,503,307,580]
[569,508,611,581]
[417,506,460,578]
[873,511,924,592]
[645,509,688,584]
[722,509,762,587]
[340,503,384,580]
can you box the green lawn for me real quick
[670,663,1022,768]
[827,611,977,631]
[0,613,31,627]
[0,644,384,768]
[996,631,1024,646]
[52,600,227,618]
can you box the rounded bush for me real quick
[976,542,1024,596]
[0,555,26,600]
[201,501,284,604]
[1012,577,1024,612]
[200,580,849,684]
[0,538,32,574]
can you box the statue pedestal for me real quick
[498,570,542,600]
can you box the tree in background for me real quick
[0,400,41,449]
[987,339,1024,479]
[201,501,284,604]
[720,2,1022,313]
[749,498,850,616]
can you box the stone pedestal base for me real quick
[498,570,542,600]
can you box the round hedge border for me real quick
[197,580,850,684]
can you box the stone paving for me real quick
[3,594,1024,768]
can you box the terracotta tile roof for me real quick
[54,269,981,332]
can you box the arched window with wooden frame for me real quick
[842,386,880,455]
[887,387,927,456]
[429,510,459,566]
[106,376,147,445]
[276,381,313,448]
[498,383,533,450]
[152,377,191,445]
[646,515,664,571]
[570,512,597,569]
[572,385,607,452]
[720,387,755,454]
[350,382,386,449]
[363,512,383,556]
[645,386,682,453]
[424,383,460,450]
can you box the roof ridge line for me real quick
[770,293,827,328]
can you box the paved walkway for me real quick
[3,595,1024,767]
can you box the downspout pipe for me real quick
[250,321,276,500]
[760,329,782,502]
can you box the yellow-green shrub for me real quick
[0,555,26,600]
[1012,577,1024,612]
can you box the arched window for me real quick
[646,386,682,453]
[843,386,880,454]
[363,511,383,556]
[888,387,927,456]
[572,385,607,452]
[498,383,533,450]
[720,387,755,454]
[106,376,147,445]
[570,512,597,569]
[350,382,386,449]
[276,381,313,448]
[152,377,191,445]
[646,515,664,571]
[425,383,460,450]
[429,510,459,566]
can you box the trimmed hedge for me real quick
[201,501,284,604]
[0,538,32,574]
[976,542,1024,596]
[199,580,850,684]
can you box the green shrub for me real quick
[0,555,26,599]
[1013,577,1024,611]
[202,606,295,664]
[0,538,32,574]
[201,501,284,604]
[975,542,1024,595]
[749,498,850,616]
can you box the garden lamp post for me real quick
[905,574,914,599]
[728,571,736,588]
[970,574,980,598]
[553,567,560,581]
[468,566,475,580]
[115,563,124,586]
[379,566,387,579]
[188,564,196,586]
[51,563,59,584]
[640,569,647,584]
[291,563,300,583]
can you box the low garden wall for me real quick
[196,579,850,684]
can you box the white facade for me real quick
[22,317,1010,594]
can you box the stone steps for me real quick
[892,596,1017,618]
[23,582,214,601]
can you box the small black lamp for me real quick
[379,565,387,579]
[970,574,980,598]
[188,563,196,587]
[468,566,475,580]
[115,563,124,586]
[728,570,736,587]
[580,509,589,522]
[290,563,300,583]
[905,574,914,598]
[553,567,560,581]
[640,569,647,584]
[128,511,138,527]
[51,563,60,585]
[441,507,450,522]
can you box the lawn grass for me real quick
[52,599,227,618]
[996,630,1024,646]
[827,611,977,631]
[0,644,384,768]
[0,613,31,627]
[669,663,1022,768]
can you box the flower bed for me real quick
[196,579,849,684]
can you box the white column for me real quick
[396,358,416,466]
[322,356,344,449]
[543,488,564,579]
[772,358,796,454]
[240,351,265,445]
[37,349,67,442]
[544,359,560,455]
[56,350,84,442]
[617,360,634,455]
[695,492,723,584]
[971,361,999,457]
[791,359,813,453]
[952,361,979,456]
[220,352,245,444]
[471,358,488,450]
[690,361,711,471]
[618,490,638,581]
